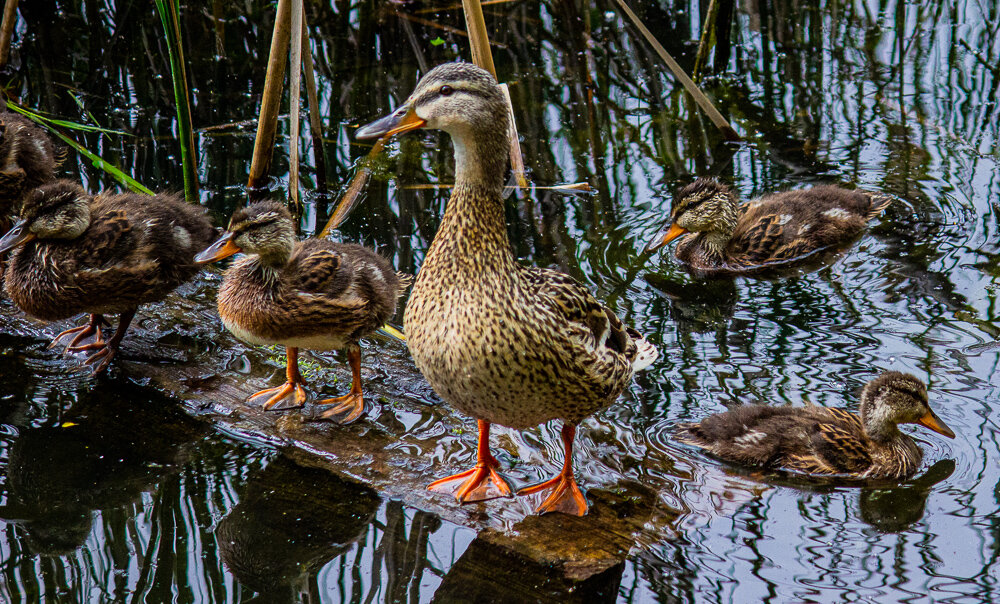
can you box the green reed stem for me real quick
[155,0,198,202]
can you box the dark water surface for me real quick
[2,0,999,601]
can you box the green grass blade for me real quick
[7,101,153,195]
[155,0,198,202]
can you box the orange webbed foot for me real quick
[317,391,367,424]
[428,455,513,503]
[517,473,588,516]
[248,381,309,410]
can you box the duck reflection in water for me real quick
[216,455,381,601]
[0,386,201,555]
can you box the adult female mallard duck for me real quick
[0,179,216,373]
[195,201,408,423]
[675,372,955,480]
[0,112,58,229]
[647,178,892,276]
[355,62,658,515]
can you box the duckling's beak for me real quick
[0,219,35,254]
[356,106,426,140]
[917,409,956,439]
[195,231,242,264]
[646,222,688,252]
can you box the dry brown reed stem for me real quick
[301,11,328,194]
[248,0,291,198]
[460,0,529,188]
[0,0,18,67]
[402,183,593,191]
[318,137,387,238]
[692,0,720,81]
[613,0,740,141]
[394,12,506,47]
[288,0,303,212]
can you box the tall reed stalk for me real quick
[154,0,198,201]
[248,0,291,200]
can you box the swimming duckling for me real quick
[0,179,216,373]
[647,178,892,276]
[355,62,657,515]
[195,201,408,423]
[675,372,955,479]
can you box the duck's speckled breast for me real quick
[404,263,623,430]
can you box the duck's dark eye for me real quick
[439,85,454,96]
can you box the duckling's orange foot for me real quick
[248,382,309,410]
[50,317,108,351]
[517,473,588,516]
[317,392,367,424]
[428,460,514,503]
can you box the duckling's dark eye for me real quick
[439,85,454,96]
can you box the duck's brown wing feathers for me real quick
[727,186,886,265]
[72,209,163,302]
[521,266,638,362]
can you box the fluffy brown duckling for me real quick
[0,179,216,373]
[647,178,892,276]
[0,112,58,225]
[675,372,955,480]
[195,201,408,423]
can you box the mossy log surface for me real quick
[0,270,674,586]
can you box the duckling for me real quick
[195,201,408,423]
[647,178,892,276]
[354,62,657,515]
[0,179,216,373]
[675,372,955,480]
[0,111,58,225]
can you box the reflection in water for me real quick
[216,455,381,600]
[859,459,956,533]
[0,384,202,556]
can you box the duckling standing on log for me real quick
[354,62,658,515]
[647,178,892,276]
[0,112,58,230]
[0,180,216,373]
[676,372,955,480]
[195,201,409,423]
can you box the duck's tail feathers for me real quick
[865,192,893,220]
[396,271,415,291]
[631,335,659,371]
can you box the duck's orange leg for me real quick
[317,344,367,424]
[249,347,309,410]
[51,314,108,351]
[517,423,588,516]
[81,309,136,374]
[428,419,513,502]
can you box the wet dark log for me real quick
[0,272,671,583]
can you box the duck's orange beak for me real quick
[195,231,242,265]
[646,222,688,252]
[0,219,35,254]
[355,106,426,140]
[916,409,956,439]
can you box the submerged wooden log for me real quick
[0,270,676,588]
